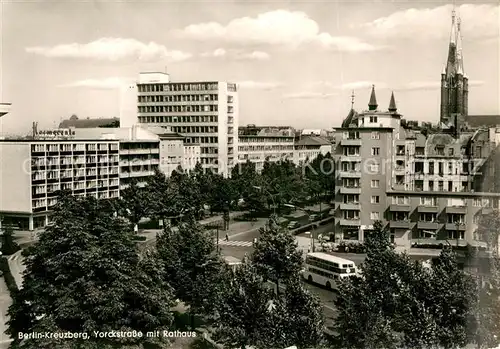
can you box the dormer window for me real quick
[435,145,445,156]
[369,116,378,123]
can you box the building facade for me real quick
[238,125,295,172]
[0,138,120,230]
[135,72,238,176]
[333,86,496,249]
[293,136,332,166]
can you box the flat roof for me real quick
[388,190,500,197]
[0,139,119,143]
[306,252,356,265]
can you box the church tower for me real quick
[440,9,468,132]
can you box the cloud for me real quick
[396,80,484,91]
[361,4,499,40]
[329,81,388,90]
[26,38,192,62]
[58,77,135,90]
[175,10,380,52]
[283,91,338,99]
[201,48,270,60]
[237,81,282,90]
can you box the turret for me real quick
[368,85,378,111]
[388,91,397,113]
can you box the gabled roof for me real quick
[295,136,331,146]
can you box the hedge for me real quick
[0,256,19,296]
[132,235,147,241]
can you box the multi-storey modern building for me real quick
[238,125,295,172]
[0,136,120,230]
[134,72,238,176]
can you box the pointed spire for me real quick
[444,8,459,76]
[456,15,464,75]
[368,85,378,111]
[388,91,397,113]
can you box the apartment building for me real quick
[333,86,496,249]
[293,136,332,166]
[237,125,295,172]
[0,137,120,230]
[134,72,238,176]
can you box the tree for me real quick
[272,277,325,349]
[145,169,181,224]
[156,217,223,324]
[477,209,500,255]
[213,258,276,349]
[7,193,174,349]
[118,179,149,231]
[334,221,476,349]
[251,215,303,295]
[1,224,20,255]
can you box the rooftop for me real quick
[295,136,331,146]
[59,116,119,128]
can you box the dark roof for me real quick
[157,132,185,140]
[388,91,397,112]
[466,115,500,128]
[368,85,378,111]
[59,117,120,128]
[295,136,331,146]
[341,109,358,128]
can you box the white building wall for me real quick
[120,84,138,129]
[0,142,32,213]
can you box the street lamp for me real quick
[284,203,316,252]
[253,186,276,215]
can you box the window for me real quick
[448,182,453,192]
[369,116,378,123]
[371,180,380,188]
[436,146,445,156]
[393,196,409,205]
[371,196,380,204]
[438,181,444,191]
[429,162,435,175]
[448,148,454,156]
[371,132,380,140]
[371,147,380,156]
[428,180,434,191]
[371,212,380,220]
[370,164,380,173]
[420,197,438,206]
[419,213,436,222]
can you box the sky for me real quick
[0,0,499,134]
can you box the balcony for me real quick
[339,170,361,178]
[338,218,361,227]
[445,223,466,231]
[445,206,467,214]
[340,187,361,195]
[389,220,412,229]
[417,221,440,230]
[341,139,362,146]
[339,203,361,210]
[482,207,494,215]
[418,205,440,213]
[395,167,406,174]
[389,204,411,212]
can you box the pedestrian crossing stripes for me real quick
[217,239,253,247]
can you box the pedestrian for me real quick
[225,233,229,241]
[253,237,257,245]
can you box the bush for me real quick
[132,235,147,241]
[0,256,19,296]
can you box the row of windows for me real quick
[31,144,119,152]
[138,94,218,103]
[239,137,294,143]
[416,230,465,240]
[139,115,219,124]
[138,83,219,93]
[138,105,219,114]
[33,190,119,208]
[238,145,294,152]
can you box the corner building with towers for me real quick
[333,11,500,252]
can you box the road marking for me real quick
[217,240,253,247]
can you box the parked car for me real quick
[308,214,319,222]
[287,221,300,229]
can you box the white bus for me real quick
[302,252,357,290]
